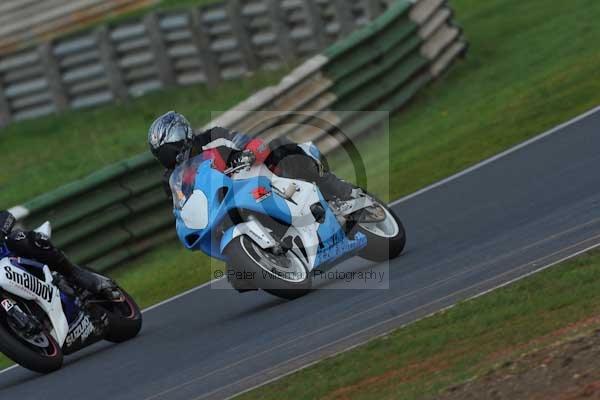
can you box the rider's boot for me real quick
[32,232,116,295]
[58,252,116,294]
[7,230,116,295]
[317,172,355,202]
[319,174,367,236]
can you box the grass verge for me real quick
[236,249,600,400]
[0,69,286,210]
[333,0,600,202]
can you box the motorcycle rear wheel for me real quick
[357,195,406,262]
[99,288,143,343]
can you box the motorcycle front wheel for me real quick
[225,236,312,300]
[0,297,63,373]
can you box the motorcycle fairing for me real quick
[0,256,69,345]
[0,244,9,259]
[219,219,278,254]
[60,292,80,324]
[172,159,292,260]
[298,141,323,166]
[172,153,369,271]
[314,209,367,267]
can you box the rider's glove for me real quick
[231,150,256,169]
[0,211,16,238]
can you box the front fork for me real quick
[0,292,42,336]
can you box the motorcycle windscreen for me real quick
[170,155,207,210]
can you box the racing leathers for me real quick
[162,126,354,201]
[0,210,113,294]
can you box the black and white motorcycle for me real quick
[0,222,142,373]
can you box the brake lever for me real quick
[224,162,251,176]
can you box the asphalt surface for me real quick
[2,107,600,400]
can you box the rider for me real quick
[0,210,113,294]
[148,111,356,202]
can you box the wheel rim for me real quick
[240,236,307,283]
[93,290,137,320]
[3,303,58,357]
[359,203,400,238]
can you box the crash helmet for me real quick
[148,111,194,169]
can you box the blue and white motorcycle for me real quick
[0,223,142,373]
[171,142,406,300]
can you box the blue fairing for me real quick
[313,193,367,268]
[0,244,10,259]
[61,293,80,324]
[306,143,321,162]
[219,225,237,254]
[299,142,322,164]
[171,155,368,268]
[171,157,291,261]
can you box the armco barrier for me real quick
[0,0,157,55]
[0,0,390,126]
[9,0,467,272]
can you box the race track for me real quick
[1,107,600,400]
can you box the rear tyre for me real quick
[0,301,63,373]
[357,195,406,262]
[100,289,142,343]
[225,236,311,300]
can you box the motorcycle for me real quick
[0,223,142,373]
[171,142,406,300]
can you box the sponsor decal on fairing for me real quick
[1,298,15,312]
[3,265,54,303]
[65,313,95,347]
[252,186,272,203]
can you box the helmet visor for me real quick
[165,123,190,144]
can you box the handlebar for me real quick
[223,162,253,176]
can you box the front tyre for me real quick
[357,196,406,262]
[225,236,311,300]
[0,301,63,373]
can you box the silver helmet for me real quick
[148,111,194,169]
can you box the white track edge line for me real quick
[228,241,600,399]
[389,104,600,206]
[0,279,224,376]
[0,365,18,376]
[141,279,223,314]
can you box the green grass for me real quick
[0,69,286,210]
[332,0,600,202]
[107,241,223,310]
[237,249,600,400]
